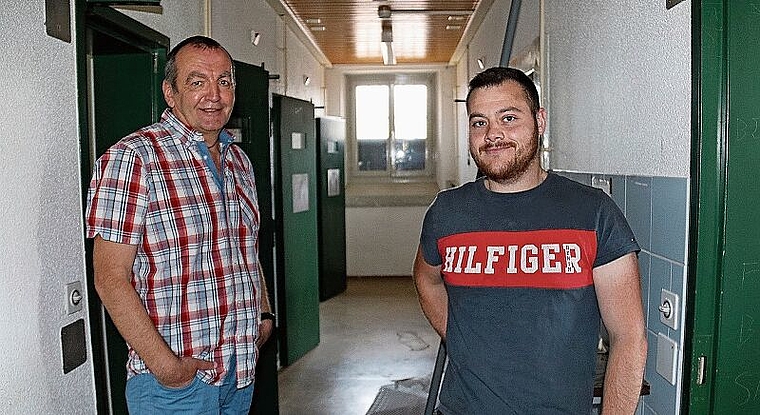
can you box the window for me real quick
[347,73,436,180]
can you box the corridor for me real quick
[277,276,439,415]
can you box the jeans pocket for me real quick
[155,374,198,391]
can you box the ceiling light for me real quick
[477,57,486,70]
[303,75,311,86]
[447,15,466,21]
[380,21,395,65]
[446,25,462,30]
[309,25,326,32]
[305,18,322,24]
[380,42,396,65]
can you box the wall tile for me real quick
[612,174,627,213]
[651,177,688,263]
[626,176,653,251]
[669,263,685,342]
[643,330,677,415]
[639,252,652,325]
[555,171,591,186]
[649,256,672,334]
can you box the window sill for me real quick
[345,182,440,207]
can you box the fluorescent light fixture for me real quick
[305,18,322,24]
[251,32,261,46]
[477,57,485,70]
[309,25,326,32]
[380,21,395,65]
[445,25,462,30]
[380,41,396,65]
[303,75,311,86]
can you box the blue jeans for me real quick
[125,364,253,415]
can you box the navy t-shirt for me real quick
[419,173,639,414]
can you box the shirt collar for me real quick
[161,108,236,149]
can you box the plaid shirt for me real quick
[86,109,261,388]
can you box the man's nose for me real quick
[205,82,221,101]
[484,125,504,142]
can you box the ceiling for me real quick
[269,0,492,66]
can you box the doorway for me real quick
[77,5,168,414]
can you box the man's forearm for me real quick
[96,275,179,374]
[93,237,179,378]
[601,333,647,414]
[412,248,448,339]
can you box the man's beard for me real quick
[470,129,540,182]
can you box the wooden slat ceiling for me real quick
[280,0,482,65]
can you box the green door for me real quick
[228,61,279,415]
[80,6,168,414]
[685,1,760,413]
[316,117,347,301]
[272,95,321,366]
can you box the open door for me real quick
[228,60,279,414]
[684,1,760,413]
[78,5,168,414]
[272,94,321,366]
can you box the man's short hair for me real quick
[165,36,234,91]
[466,67,540,116]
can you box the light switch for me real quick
[659,289,680,330]
[656,332,678,385]
[65,281,83,315]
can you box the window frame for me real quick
[346,72,437,182]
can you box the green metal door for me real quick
[316,117,347,301]
[685,1,760,413]
[80,6,168,414]
[228,61,279,415]
[272,95,321,366]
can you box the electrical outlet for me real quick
[656,332,678,385]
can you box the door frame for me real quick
[76,3,169,413]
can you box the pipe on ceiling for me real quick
[499,0,522,66]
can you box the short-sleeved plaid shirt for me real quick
[86,109,261,388]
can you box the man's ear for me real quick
[536,108,547,136]
[162,80,175,108]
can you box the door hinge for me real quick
[697,355,707,385]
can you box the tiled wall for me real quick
[559,172,688,415]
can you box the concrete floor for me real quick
[277,276,439,415]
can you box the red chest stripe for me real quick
[437,230,597,289]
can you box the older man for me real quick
[86,36,272,414]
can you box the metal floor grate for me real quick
[365,378,430,415]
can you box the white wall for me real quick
[0,1,96,413]
[122,0,325,107]
[545,1,691,177]
[346,207,428,276]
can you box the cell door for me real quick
[685,1,760,413]
[80,6,168,414]
[272,94,321,366]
